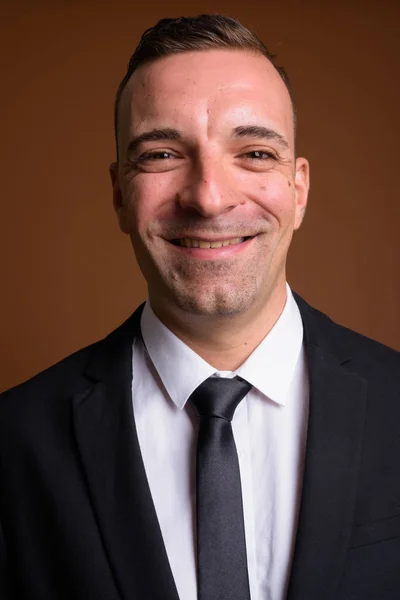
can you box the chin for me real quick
[169,284,256,319]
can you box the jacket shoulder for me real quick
[0,339,98,411]
[0,307,142,421]
[294,292,400,377]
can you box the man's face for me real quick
[111,50,309,320]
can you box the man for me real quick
[0,14,399,600]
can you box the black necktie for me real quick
[190,375,252,600]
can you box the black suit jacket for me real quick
[0,294,399,600]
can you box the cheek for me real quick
[125,175,174,234]
[246,174,295,225]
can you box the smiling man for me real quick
[0,14,399,600]
[111,42,308,370]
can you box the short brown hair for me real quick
[114,14,295,159]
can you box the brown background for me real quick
[1,0,399,392]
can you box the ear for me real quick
[109,162,129,234]
[293,157,310,230]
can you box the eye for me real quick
[129,149,184,173]
[137,151,176,162]
[242,150,276,161]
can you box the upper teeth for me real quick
[177,237,245,248]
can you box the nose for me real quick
[178,154,241,218]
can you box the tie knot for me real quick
[190,376,252,422]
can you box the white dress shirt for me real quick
[132,284,309,600]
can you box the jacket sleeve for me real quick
[0,514,11,599]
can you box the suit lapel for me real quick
[287,297,368,600]
[72,307,179,600]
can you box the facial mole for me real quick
[287,180,292,187]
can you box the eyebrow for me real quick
[126,124,289,155]
[233,125,289,149]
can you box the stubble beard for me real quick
[137,222,281,321]
[159,254,261,319]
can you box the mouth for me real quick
[165,235,256,260]
[169,236,253,248]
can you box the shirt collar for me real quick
[140,283,303,410]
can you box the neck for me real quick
[150,283,288,371]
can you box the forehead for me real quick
[118,50,294,152]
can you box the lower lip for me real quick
[168,237,255,259]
